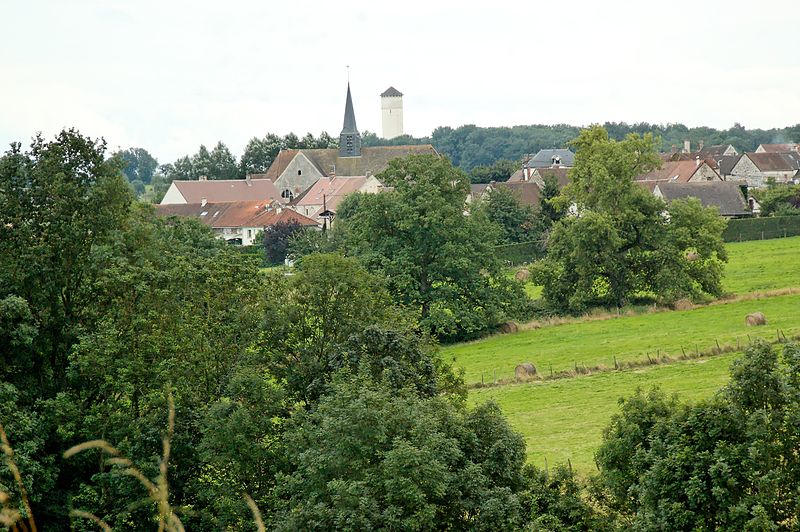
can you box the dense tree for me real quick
[336,154,531,340]
[476,186,543,244]
[595,341,800,529]
[115,147,158,184]
[275,377,527,530]
[753,182,800,216]
[262,253,406,404]
[262,220,304,265]
[534,126,728,313]
[470,158,519,183]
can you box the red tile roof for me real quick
[155,201,319,229]
[636,160,718,183]
[757,143,799,153]
[166,178,281,204]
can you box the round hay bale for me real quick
[515,362,537,380]
[515,268,530,281]
[686,251,700,262]
[500,321,519,334]
[672,298,694,311]
[745,312,767,326]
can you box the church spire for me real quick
[339,83,361,157]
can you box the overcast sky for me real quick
[2,0,798,163]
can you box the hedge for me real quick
[723,216,800,242]
[494,240,544,266]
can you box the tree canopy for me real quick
[534,126,728,313]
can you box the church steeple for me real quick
[339,83,362,158]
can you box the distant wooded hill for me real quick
[363,122,800,171]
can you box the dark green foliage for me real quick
[115,147,158,184]
[262,220,304,265]
[470,159,519,184]
[261,253,402,404]
[595,341,800,530]
[521,464,605,531]
[478,186,543,245]
[534,126,728,313]
[336,154,531,341]
[723,216,800,242]
[754,183,800,217]
[275,378,527,530]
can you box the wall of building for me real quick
[688,164,722,182]
[160,183,187,204]
[274,153,324,198]
[381,96,404,139]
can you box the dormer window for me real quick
[297,170,302,176]
[281,189,294,200]
[552,155,561,165]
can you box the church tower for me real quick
[381,87,404,139]
[339,83,362,158]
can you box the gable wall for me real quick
[274,153,324,196]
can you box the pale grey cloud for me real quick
[1,0,798,162]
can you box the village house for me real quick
[262,83,437,199]
[159,175,281,205]
[729,152,800,188]
[155,200,319,246]
[508,149,574,182]
[756,143,800,153]
[650,181,751,218]
[291,175,384,222]
[636,159,722,183]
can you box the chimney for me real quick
[199,175,208,181]
[698,140,704,151]
[695,156,701,167]
[201,197,207,207]
[682,139,690,154]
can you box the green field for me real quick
[444,293,799,385]
[515,235,800,302]
[454,236,800,471]
[723,236,800,294]
[469,353,734,472]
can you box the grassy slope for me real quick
[722,236,800,294]
[456,237,800,471]
[445,293,799,385]
[469,353,734,472]
[450,237,800,385]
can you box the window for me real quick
[281,189,294,200]
[297,169,302,176]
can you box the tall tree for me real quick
[534,126,727,313]
[115,147,158,184]
[337,154,530,341]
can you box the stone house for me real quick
[729,152,800,188]
[291,175,384,222]
[756,143,799,153]
[651,181,750,218]
[636,160,722,183]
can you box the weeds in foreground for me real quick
[1,389,266,531]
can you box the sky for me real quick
[2,0,799,163]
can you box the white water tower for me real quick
[380,86,404,139]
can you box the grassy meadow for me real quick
[445,292,799,385]
[458,236,800,471]
[469,353,735,471]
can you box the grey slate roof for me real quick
[381,86,403,97]
[718,155,742,176]
[655,181,750,217]
[527,149,575,168]
[341,83,359,134]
